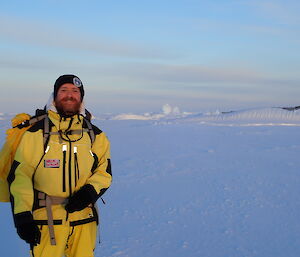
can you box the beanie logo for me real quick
[73,77,82,87]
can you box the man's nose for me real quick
[66,90,74,97]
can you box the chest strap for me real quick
[43,114,96,146]
[38,192,68,245]
[49,129,90,136]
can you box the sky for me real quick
[1,0,300,115]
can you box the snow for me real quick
[109,104,191,120]
[1,106,300,257]
[107,105,300,126]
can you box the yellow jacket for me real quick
[8,110,112,225]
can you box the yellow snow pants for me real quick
[30,221,97,257]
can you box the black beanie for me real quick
[54,74,85,100]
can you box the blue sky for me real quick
[1,0,300,114]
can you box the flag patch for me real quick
[44,159,60,168]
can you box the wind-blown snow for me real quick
[173,108,300,127]
[109,105,300,126]
[0,105,300,257]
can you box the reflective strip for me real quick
[45,146,50,153]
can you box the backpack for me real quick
[0,110,95,202]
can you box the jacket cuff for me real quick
[14,211,34,227]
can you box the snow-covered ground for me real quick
[0,106,300,257]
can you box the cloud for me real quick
[1,53,298,90]
[0,15,176,60]
[111,62,300,87]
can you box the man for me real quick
[8,75,112,257]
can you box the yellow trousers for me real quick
[30,221,97,257]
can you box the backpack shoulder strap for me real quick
[43,114,50,151]
[83,109,96,145]
[29,114,47,126]
[26,109,50,151]
[83,117,95,144]
[30,109,50,151]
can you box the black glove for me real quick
[14,212,41,246]
[65,184,97,213]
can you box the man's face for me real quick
[54,83,82,116]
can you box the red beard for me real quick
[55,97,82,117]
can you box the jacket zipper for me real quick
[68,141,72,197]
[62,145,67,192]
[74,146,79,186]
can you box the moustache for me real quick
[61,97,78,102]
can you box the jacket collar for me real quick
[47,110,84,133]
